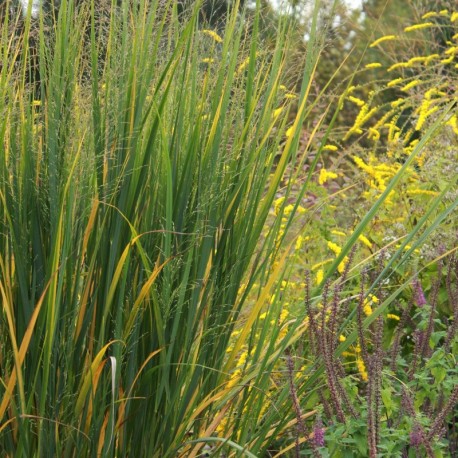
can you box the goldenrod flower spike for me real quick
[316,269,324,285]
[404,22,434,32]
[348,95,365,107]
[202,29,223,43]
[319,168,338,185]
[387,77,404,88]
[365,62,382,69]
[401,80,421,92]
[369,35,396,47]
[422,12,438,19]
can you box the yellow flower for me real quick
[311,259,333,271]
[407,189,439,196]
[338,256,349,274]
[387,78,404,87]
[283,204,295,215]
[440,54,455,64]
[201,58,214,64]
[274,196,285,215]
[347,96,365,107]
[339,335,346,342]
[327,241,342,256]
[370,35,396,47]
[363,302,373,316]
[365,62,382,69]
[202,29,223,43]
[286,126,294,138]
[416,105,439,131]
[363,295,378,316]
[422,12,438,19]
[387,62,409,72]
[401,80,421,91]
[368,128,380,141]
[356,358,368,381]
[358,234,372,248]
[344,101,379,140]
[316,269,324,285]
[451,12,458,22]
[227,369,241,388]
[236,53,258,75]
[273,107,284,118]
[331,230,346,237]
[295,235,310,250]
[323,144,338,151]
[424,53,440,64]
[319,168,338,185]
[446,115,458,134]
[390,98,405,108]
[404,22,434,32]
[387,313,400,321]
[284,92,297,100]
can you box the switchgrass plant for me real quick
[1,0,457,457]
[0,0,328,455]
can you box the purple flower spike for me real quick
[413,278,427,307]
[313,417,325,447]
[410,423,423,447]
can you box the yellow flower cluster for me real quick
[344,101,378,140]
[352,155,400,194]
[365,62,382,69]
[358,234,372,248]
[388,54,439,72]
[279,85,297,100]
[401,79,421,92]
[347,95,365,107]
[363,294,379,317]
[446,115,458,134]
[404,22,434,33]
[295,235,310,250]
[387,77,404,87]
[415,88,443,131]
[226,347,248,389]
[331,230,346,237]
[326,241,349,273]
[311,258,334,271]
[369,35,396,48]
[318,168,338,185]
[316,269,324,285]
[364,127,377,141]
[236,53,256,75]
[355,345,368,381]
[202,29,223,43]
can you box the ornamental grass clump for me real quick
[1,1,457,456]
[0,0,331,455]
